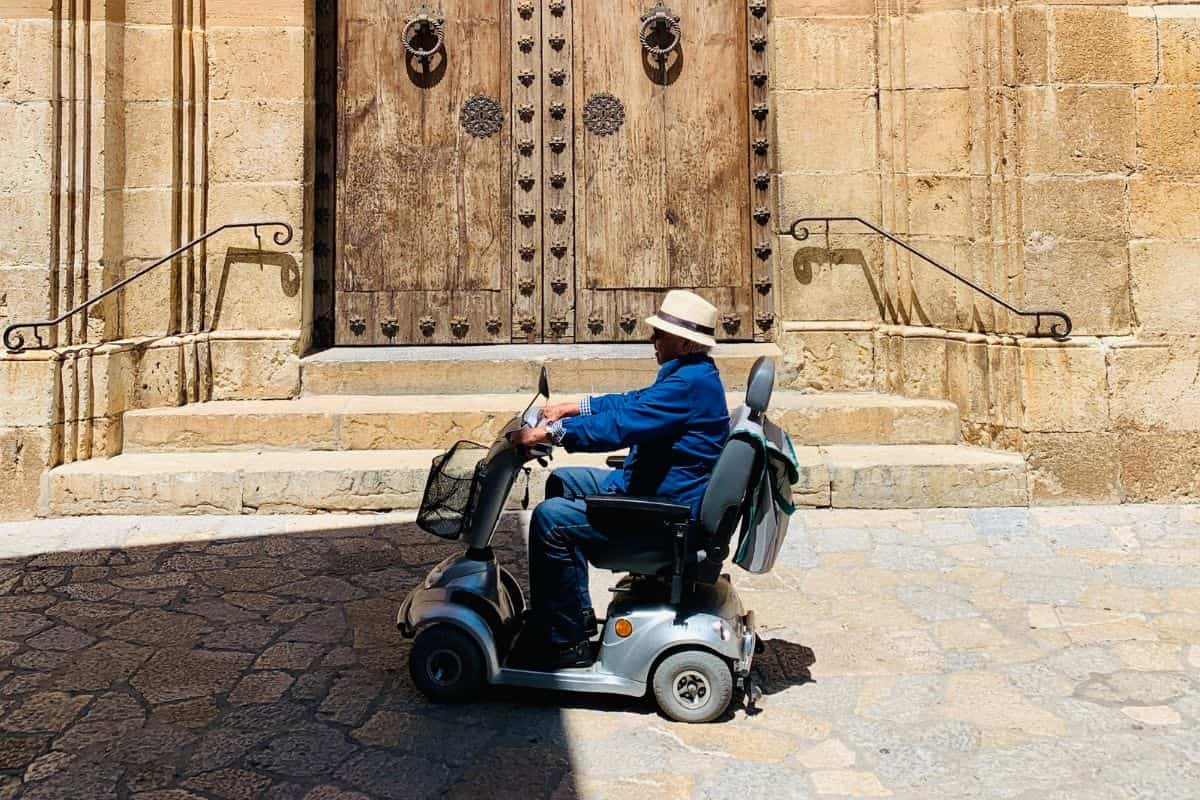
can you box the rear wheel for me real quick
[651,649,734,724]
[409,625,486,703]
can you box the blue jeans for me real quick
[528,467,615,645]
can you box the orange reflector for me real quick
[614,618,633,638]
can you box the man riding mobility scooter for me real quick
[397,357,796,723]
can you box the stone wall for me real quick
[772,1,1200,504]
[1,1,1198,518]
[0,0,312,519]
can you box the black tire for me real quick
[409,624,486,703]
[651,649,735,724]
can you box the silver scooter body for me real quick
[397,380,758,700]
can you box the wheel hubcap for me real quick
[427,648,464,687]
[673,669,711,710]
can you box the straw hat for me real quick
[645,290,719,348]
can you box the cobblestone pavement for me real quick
[0,505,1198,799]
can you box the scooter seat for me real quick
[583,495,697,576]
[583,495,691,524]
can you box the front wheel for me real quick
[651,649,734,724]
[409,625,486,703]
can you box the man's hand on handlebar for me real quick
[541,402,580,423]
[508,426,551,449]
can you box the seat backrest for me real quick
[697,356,775,559]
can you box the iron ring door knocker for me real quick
[403,6,445,64]
[640,4,681,64]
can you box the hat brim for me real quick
[645,314,717,348]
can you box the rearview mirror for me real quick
[538,367,550,400]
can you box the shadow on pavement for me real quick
[0,518,589,799]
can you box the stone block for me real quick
[774,0,875,17]
[121,25,176,101]
[205,250,304,332]
[776,173,881,228]
[1129,178,1200,240]
[209,101,306,184]
[1129,241,1200,336]
[904,89,971,174]
[1109,340,1200,432]
[1022,239,1131,336]
[208,26,308,101]
[0,358,56,427]
[890,334,948,401]
[121,189,177,259]
[1161,17,1200,84]
[987,341,1023,434]
[116,258,176,340]
[0,101,51,193]
[1136,87,1200,176]
[47,455,245,516]
[779,233,885,322]
[771,18,876,90]
[205,0,308,27]
[1013,6,1048,85]
[902,11,973,89]
[0,20,52,101]
[1020,344,1108,433]
[1119,431,1200,503]
[208,337,299,401]
[1026,431,1122,505]
[907,177,973,238]
[1051,7,1158,84]
[0,425,52,521]
[823,444,1029,509]
[0,265,50,332]
[121,1,179,24]
[122,102,175,188]
[206,182,306,249]
[1020,178,1127,241]
[775,90,877,174]
[903,239,968,331]
[130,342,184,409]
[0,192,51,265]
[779,329,876,391]
[1019,86,1135,176]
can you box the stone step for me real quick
[44,444,1026,517]
[122,392,960,453]
[822,445,1029,509]
[300,343,781,396]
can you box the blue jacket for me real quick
[557,354,729,517]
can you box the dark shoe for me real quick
[506,635,593,671]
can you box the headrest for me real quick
[744,356,774,415]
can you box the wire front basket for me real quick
[416,441,489,540]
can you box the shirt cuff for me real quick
[546,420,567,445]
[579,396,593,416]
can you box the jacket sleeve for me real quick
[560,376,690,452]
[585,387,647,417]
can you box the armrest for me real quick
[584,495,691,523]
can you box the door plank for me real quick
[337,0,510,344]
[664,0,751,292]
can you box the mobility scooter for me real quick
[398,358,781,723]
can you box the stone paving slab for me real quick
[0,505,1197,799]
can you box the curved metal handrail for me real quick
[4,222,293,354]
[788,216,1072,341]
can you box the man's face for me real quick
[651,329,686,364]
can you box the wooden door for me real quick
[568,0,758,342]
[337,0,511,345]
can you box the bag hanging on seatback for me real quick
[731,414,800,575]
